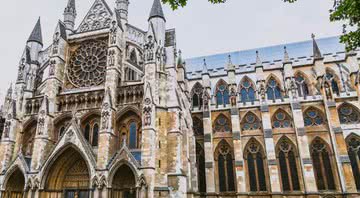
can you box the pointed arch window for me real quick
[191,83,203,109]
[245,139,267,192]
[129,122,137,149]
[196,143,206,192]
[310,138,336,191]
[325,72,340,96]
[92,124,99,147]
[346,135,360,190]
[216,80,230,106]
[84,124,90,142]
[266,77,282,100]
[338,104,360,124]
[82,116,100,147]
[272,110,293,129]
[295,74,310,97]
[216,140,235,192]
[193,117,204,136]
[276,138,301,191]
[241,112,261,131]
[303,107,325,127]
[239,78,256,103]
[213,114,231,133]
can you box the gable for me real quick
[77,0,113,33]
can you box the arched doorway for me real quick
[111,164,137,198]
[4,168,25,198]
[42,147,91,198]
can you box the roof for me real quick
[27,18,43,45]
[185,36,345,73]
[149,0,166,21]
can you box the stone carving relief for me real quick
[143,98,152,126]
[78,1,112,33]
[109,21,117,45]
[52,32,60,55]
[49,60,56,76]
[101,103,111,130]
[144,35,155,62]
[17,58,26,81]
[37,110,46,135]
[67,40,108,88]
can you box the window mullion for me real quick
[285,154,293,191]
[319,152,328,190]
[253,153,260,191]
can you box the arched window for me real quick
[241,112,261,131]
[196,143,206,192]
[338,103,360,124]
[59,126,66,137]
[266,77,282,100]
[216,140,235,192]
[325,72,340,96]
[213,114,231,133]
[130,49,137,64]
[310,138,336,191]
[82,115,100,147]
[245,139,267,192]
[346,134,360,190]
[92,123,99,147]
[191,83,203,109]
[129,122,137,149]
[303,107,325,127]
[272,109,293,129]
[276,137,301,191]
[239,77,256,103]
[84,124,90,141]
[193,117,204,136]
[295,74,310,98]
[215,80,230,106]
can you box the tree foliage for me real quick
[161,0,360,51]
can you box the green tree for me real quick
[162,0,360,51]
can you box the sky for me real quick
[0,0,343,103]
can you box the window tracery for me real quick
[346,134,360,190]
[216,140,235,192]
[196,143,206,192]
[82,116,100,147]
[191,83,203,109]
[272,110,293,129]
[295,74,310,98]
[216,80,230,106]
[266,77,282,100]
[239,77,256,103]
[213,114,231,133]
[325,72,340,96]
[245,139,267,192]
[241,112,261,131]
[276,137,301,191]
[193,117,204,136]
[67,40,108,88]
[338,103,360,124]
[310,138,336,190]
[303,107,325,127]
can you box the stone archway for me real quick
[42,147,91,198]
[3,168,25,198]
[111,164,137,198]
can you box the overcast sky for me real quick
[0,0,342,103]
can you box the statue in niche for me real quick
[230,87,237,107]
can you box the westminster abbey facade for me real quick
[0,0,359,197]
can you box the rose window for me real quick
[67,40,108,88]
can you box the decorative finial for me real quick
[202,59,208,74]
[311,33,315,40]
[256,51,262,66]
[311,33,322,59]
[284,46,290,62]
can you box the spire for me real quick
[202,59,209,75]
[27,18,43,46]
[64,0,77,30]
[256,51,262,66]
[227,55,235,71]
[149,0,165,21]
[66,0,76,12]
[312,33,322,59]
[283,46,290,63]
[6,84,12,99]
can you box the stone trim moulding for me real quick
[339,155,351,163]
[205,162,213,168]
[291,102,302,110]
[302,158,312,165]
[264,129,273,138]
[235,160,243,167]
[203,111,210,118]
[260,105,269,112]
[231,108,239,115]
[332,127,343,134]
[232,131,241,140]
[268,159,277,166]
[327,101,336,107]
[297,127,306,136]
[204,134,211,143]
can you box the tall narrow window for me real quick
[245,139,267,192]
[213,114,231,133]
[325,72,340,96]
[84,124,90,142]
[295,74,310,97]
[196,143,206,192]
[346,134,360,190]
[239,77,256,103]
[191,83,203,109]
[216,140,235,192]
[272,110,293,129]
[193,117,204,136]
[266,77,282,100]
[129,122,137,149]
[310,138,336,191]
[303,107,325,127]
[277,137,301,191]
[241,112,261,131]
[215,80,230,106]
[92,124,99,147]
[338,104,360,124]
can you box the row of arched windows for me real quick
[191,70,341,108]
[196,135,360,193]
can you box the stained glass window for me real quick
[267,77,282,100]
[272,110,293,129]
[216,140,235,192]
[245,139,267,192]
[216,80,230,106]
[241,112,261,131]
[325,72,340,96]
[311,138,336,190]
[213,114,231,133]
[239,77,256,103]
[338,104,360,124]
[303,107,325,127]
[129,122,137,149]
[191,83,203,109]
[295,74,310,97]
[346,135,360,190]
[84,124,90,142]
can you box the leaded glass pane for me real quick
[247,153,257,192]
[256,153,267,191]
[92,124,99,147]
[218,155,226,192]
[279,151,290,191]
[129,122,137,149]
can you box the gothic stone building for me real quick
[0,0,360,198]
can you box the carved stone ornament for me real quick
[101,103,111,130]
[52,32,60,55]
[144,35,155,62]
[109,20,117,45]
[78,1,112,33]
[49,60,56,76]
[67,40,108,88]
[203,91,209,111]
[143,99,152,126]
[37,110,46,135]
[108,49,116,66]
[3,120,11,138]
[17,58,25,81]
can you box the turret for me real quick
[148,0,166,46]
[63,0,77,31]
[116,0,129,23]
[27,18,43,62]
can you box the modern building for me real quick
[0,0,359,197]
